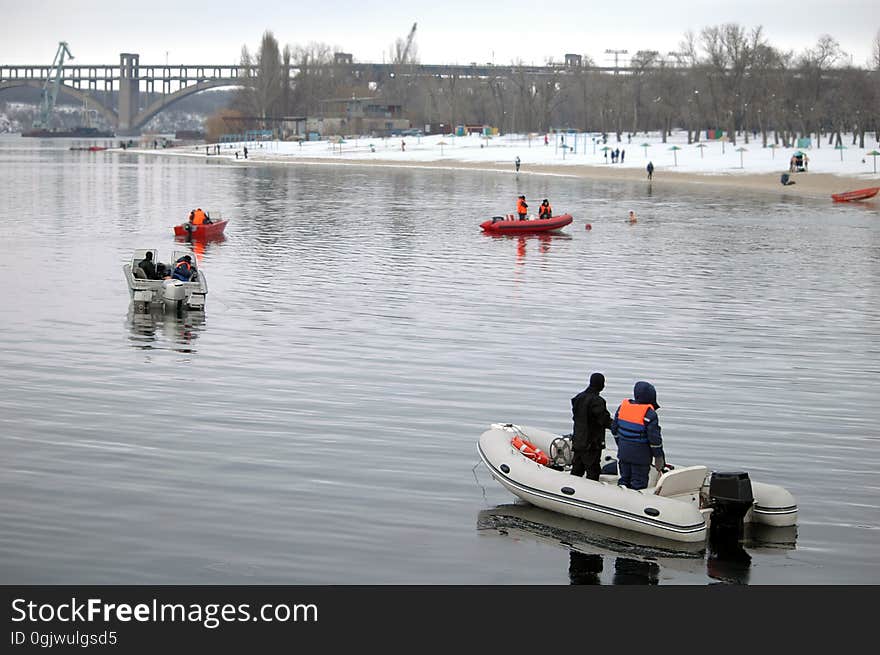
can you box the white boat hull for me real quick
[478,424,797,544]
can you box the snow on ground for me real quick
[203,130,880,180]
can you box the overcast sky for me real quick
[2,0,877,67]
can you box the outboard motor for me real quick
[707,471,754,543]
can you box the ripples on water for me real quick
[0,137,878,583]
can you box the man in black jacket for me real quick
[570,372,613,480]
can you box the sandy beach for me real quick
[248,155,868,201]
[119,130,880,202]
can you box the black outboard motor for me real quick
[708,471,754,543]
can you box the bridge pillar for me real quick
[118,53,140,135]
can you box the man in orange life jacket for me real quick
[539,199,552,219]
[570,372,613,480]
[610,381,665,490]
[191,208,212,225]
[516,195,528,220]
[172,255,194,281]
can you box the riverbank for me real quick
[114,129,880,202]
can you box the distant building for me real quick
[315,96,410,136]
[565,53,583,68]
[334,52,353,65]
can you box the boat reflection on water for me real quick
[126,305,206,353]
[477,503,797,585]
[485,232,574,277]
[173,233,227,266]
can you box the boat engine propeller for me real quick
[707,471,754,544]
[549,436,573,468]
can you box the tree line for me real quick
[218,25,880,148]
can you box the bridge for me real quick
[0,54,247,134]
[0,52,643,135]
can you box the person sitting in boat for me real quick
[137,251,159,280]
[171,255,194,282]
[610,381,665,490]
[570,372,613,481]
[516,195,528,220]
[190,208,212,225]
[538,199,553,219]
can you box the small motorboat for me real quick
[478,423,797,544]
[831,186,879,202]
[173,219,228,239]
[123,249,208,313]
[480,213,573,234]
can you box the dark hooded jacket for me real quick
[611,381,664,465]
[571,380,612,452]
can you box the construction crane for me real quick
[34,41,74,130]
[399,22,417,64]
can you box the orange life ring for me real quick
[511,436,550,466]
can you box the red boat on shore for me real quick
[480,213,573,234]
[831,187,879,202]
[173,219,229,239]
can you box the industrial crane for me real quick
[399,22,417,64]
[33,41,74,130]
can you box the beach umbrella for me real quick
[834,143,847,161]
[600,145,612,162]
[695,143,707,159]
[640,142,651,158]
[736,146,747,168]
[867,150,880,173]
[438,140,448,156]
[669,145,682,166]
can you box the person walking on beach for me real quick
[570,372,613,481]
[620,149,625,163]
[401,140,406,152]
[515,156,521,173]
[646,161,654,180]
[243,146,249,159]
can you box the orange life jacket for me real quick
[540,203,552,217]
[617,398,651,424]
[193,209,207,225]
[516,199,528,214]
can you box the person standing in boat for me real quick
[516,195,528,220]
[610,381,665,490]
[570,372,613,481]
[538,199,553,219]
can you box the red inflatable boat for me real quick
[480,213,573,234]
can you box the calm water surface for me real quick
[1,135,878,584]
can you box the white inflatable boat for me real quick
[478,423,798,544]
